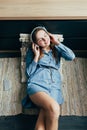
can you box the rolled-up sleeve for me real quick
[55,43,75,60]
[26,49,37,77]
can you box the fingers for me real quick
[48,33,56,43]
[32,43,40,55]
[48,33,59,45]
[48,32,54,39]
[47,33,54,43]
[32,43,39,50]
[32,43,34,50]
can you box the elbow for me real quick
[65,53,76,61]
[69,53,76,61]
[72,53,76,60]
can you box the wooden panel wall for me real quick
[0,57,87,116]
[0,20,87,58]
[0,0,87,19]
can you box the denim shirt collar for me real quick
[42,49,52,55]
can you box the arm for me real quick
[26,43,40,77]
[55,43,75,61]
[48,33,75,61]
[26,48,37,78]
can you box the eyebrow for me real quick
[37,32,47,41]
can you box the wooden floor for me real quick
[0,114,87,130]
[0,57,87,116]
[60,58,87,116]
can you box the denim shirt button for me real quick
[52,81,55,83]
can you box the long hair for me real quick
[31,28,58,64]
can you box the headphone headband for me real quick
[30,26,47,43]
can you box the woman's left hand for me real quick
[48,33,60,45]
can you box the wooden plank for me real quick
[61,58,87,116]
[0,50,20,53]
[60,61,70,115]
[75,59,87,116]
[0,58,22,116]
[0,0,87,19]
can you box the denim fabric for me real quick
[23,43,75,107]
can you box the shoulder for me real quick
[26,46,34,57]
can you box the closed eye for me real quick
[44,33,48,37]
[37,38,43,43]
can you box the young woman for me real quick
[25,26,75,130]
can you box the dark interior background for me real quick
[0,20,87,57]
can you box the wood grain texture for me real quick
[0,57,87,116]
[60,58,87,116]
[0,0,87,19]
[0,58,22,116]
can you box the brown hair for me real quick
[31,28,58,63]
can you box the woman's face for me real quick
[35,30,50,48]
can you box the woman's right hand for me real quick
[32,43,40,62]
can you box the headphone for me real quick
[30,26,47,43]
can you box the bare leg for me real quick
[29,92,60,130]
[45,108,60,130]
[35,109,45,130]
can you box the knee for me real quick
[47,102,60,118]
[35,126,45,130]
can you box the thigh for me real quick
[29,92,59,110]
[35,109,45,130]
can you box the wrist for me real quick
[55,40,60,45]
[34,55,39,62]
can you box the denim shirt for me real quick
[22,43,75,108]
[26,43,75,79]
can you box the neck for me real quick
[42,46,51,53]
